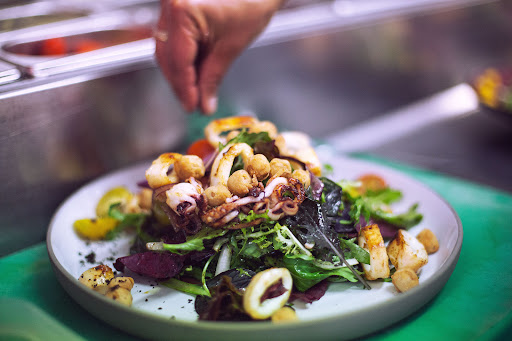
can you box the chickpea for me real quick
[391,268,419,293]
[227,170,253,197]
[104,287,133,306]
[78,266,135,306]
[78,265,114,295]
[137,188,153,211]
[174,155,205,181]
[125,191,154,214]
[108,277,134,291]
[269,158,292,178]
[104,276,134,306]
[416,229,439,254]
[205,184,231,206]
[291,169,310,189]
[246,154,270,181]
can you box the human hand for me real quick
[155,0,284,115]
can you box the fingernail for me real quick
[206,96,217,114]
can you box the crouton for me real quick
[416,228,439,254]
[392,268,419,292]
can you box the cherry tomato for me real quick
[40,38,67,55]
[186,139,216,160]
[357,174,387,194]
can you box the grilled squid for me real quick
[201,192,265,228]
[358,224,390,280]
[205,116,259,147]
[275,131,322,176]
[210,143,254,187]
[253,177,305,220]
[145,152,182,189]
[387,229,428,273]
[243,268,293,320]
[166,178,204,216]
[264,177,288,197]
[145,116,317,232]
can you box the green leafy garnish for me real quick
[105,203,148,240]
[349,188,423,228]
[339,238,370,265]
[162,228,228,255]
[161,278,211,297]
[323,163,334,175]
[218,130,275,174]
[281,254,360,292]
[219,130,272,150]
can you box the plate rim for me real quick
[46,156,463,339]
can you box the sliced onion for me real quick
[215,244,232,276]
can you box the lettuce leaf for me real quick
[114,251,184,279]
[161,278,210,296]
[105,203,149,240]
[350,188,423,229]
[162,228,228,255]
[282,198,345,262]
[233,218,312,260]
[220,130,277,174]
[220,130,272,150]
[281,254,359,292]
[339,237,370,265]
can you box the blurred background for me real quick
[1,0,511,256]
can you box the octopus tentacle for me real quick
[201,193,264,228]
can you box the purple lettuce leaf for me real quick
[289,280,329,304]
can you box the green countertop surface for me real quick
[1,155,511,340]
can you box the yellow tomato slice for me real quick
[95,187,133,217]
[73,217,119,240]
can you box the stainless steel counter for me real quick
[1,0,511,256]
[325,84,512,193]
[221,0,512,192]
[366,108,512,193]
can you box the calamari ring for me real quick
[210,143,254,187]
[243,268,293,320]
[275,131,322,176]
[204,116,259,147]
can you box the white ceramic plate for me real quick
[47,154,462,341]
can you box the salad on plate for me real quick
[74,116,439,322]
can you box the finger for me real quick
[155,16,172,86]
[197,42,244,115]
[157,1,200,112]
[155,0,175,85]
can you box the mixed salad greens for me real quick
[74,117,423,321]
